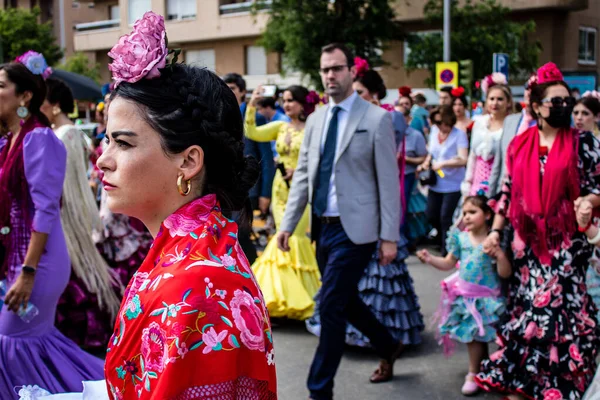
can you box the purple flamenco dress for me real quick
[0,127,104,398]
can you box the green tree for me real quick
[405,0,542,88]
[256,0,404,87]
[59,52,102,84]
[0,7,62,65]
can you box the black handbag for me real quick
[418,161,437,186]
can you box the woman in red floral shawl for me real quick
[98,12,276,399]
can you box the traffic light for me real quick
[459,59,473,97]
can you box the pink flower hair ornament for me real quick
[15,51,52,80]
[354,56,370,78]
[583,90,600,101]
[108,11,180,88]
[536,62,564,84]
[480,72,508,95]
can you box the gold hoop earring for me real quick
[177,175,191,196]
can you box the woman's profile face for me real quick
[353,81,374,102]
[97,97,181,220]
[0,70,22,122]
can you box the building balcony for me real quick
[74,19,120,32]
[219,0,271,16]
[74,20,121,52]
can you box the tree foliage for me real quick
[0,7,62,65]
[256,0,404,87]
[405,0,542,87]
[59,52,102,84]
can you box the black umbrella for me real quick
[49,69,103,101]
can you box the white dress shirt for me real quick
[320,91,358,217]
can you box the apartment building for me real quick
[3,0,599,90]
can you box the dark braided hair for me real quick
[111,64,259,227]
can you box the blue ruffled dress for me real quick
[306,233,424,347]
[439,228,505,343]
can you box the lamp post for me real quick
[443,0,450,62]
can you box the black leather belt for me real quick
[320,216,341,224]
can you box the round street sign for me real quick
[440,69,454,83]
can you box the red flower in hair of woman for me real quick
[451,87,465,97]
[354,57,370,77]
[398,86,412,97]
[537,62,563,84]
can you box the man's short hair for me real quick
[321,43,354,67]
[439,86,452,95]
[414,93,427,105]
[222,73,246,92]
[257,97,276,109]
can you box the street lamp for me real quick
[443,0,450,62]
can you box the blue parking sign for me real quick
[493,53,509,79]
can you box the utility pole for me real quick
[443,0,450,62]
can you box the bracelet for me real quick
[589,229,600,245]
[578,220,593,233]
[21,265,37,276]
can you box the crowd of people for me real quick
[2,9,600,400]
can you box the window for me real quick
[128,0,151,25]
[167,0,196,21]
[186,49,215,72]
[109,5,120,21]
[579,27,597,65]
[245,46,267,75]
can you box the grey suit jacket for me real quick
[279,96,401,244]
[488,113,522,197]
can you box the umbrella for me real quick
[49,69,103,101]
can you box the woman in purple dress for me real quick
[0,54,103,396]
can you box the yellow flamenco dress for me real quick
[244,106,321,320]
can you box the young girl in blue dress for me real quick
[417,196,511,396]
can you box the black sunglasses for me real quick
[541,96,577,108]
[319,65,350,74]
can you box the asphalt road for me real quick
[271,255,505,400]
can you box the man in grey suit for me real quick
[277,43,404,400]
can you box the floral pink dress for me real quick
[104,195,277,399]
[476,131,600,399]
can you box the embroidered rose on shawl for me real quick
[234,241,252,275]
[108,11,167,87]
[124,294,142,320]
[202,327,229,354]
[163,195,216,237]
[141,321,168,372]
[190,295,221,324]
[542,388,563,400]
[123,272,149,318]
[230,289,265,351]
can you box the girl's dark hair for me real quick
[45,78,75,114]
[528,80,570,120]
[112,64,259,226]
[463,195,495,225]
[452,95,468,108]
[355,70,387,101]
[0,62,50,127]
[284,85,311,121]
[577,96,600,116]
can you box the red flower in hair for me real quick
[537,62,563,84]
[354,57,370,77]
[451,87,465,97]
[398,86,412,97]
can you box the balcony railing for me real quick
[75,19,120,32]
[219,0,271,15]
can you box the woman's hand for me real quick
[249,85,264,107]
[283,168,295,181]
[575,198,593,228]
[4,272,35,313]
[483,231,500,255]
[431,161,445,171]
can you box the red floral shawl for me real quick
[104,195,277,400]
[507,126,580,265]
